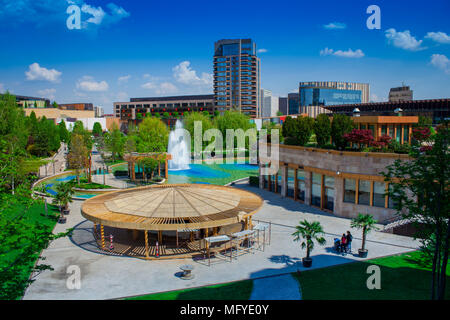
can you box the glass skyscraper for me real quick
[299,81,369,110]
[213,39,261,117]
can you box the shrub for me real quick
[281,116,314,146]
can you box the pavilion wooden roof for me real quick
[124,152,172,162]
[81,184,263,231]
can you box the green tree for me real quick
[58,120,69,143]
[331,114,354,150]
[104,123,125,161]
[184,112,214,150]
[350,213,379,252]
[314,114,332,148]
[382,122,449,300]
[52,101,58,108]
[134,117,169,153]
[281,116,314,146]
[292,220,326,259]
[162,112,170,119]
[67,133,89,184]
[214,110,255,151]
[92,122,103,137]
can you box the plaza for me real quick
[23,178,419,300]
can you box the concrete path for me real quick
[250,274,301,300]
[39,143,67,177]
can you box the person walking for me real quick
[340,233,347,253]
[346,231,353,253]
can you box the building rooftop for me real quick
[128,94,214,103]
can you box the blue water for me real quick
[168,164,230,178]
[218,163,258,171]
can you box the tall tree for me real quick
[104,123,125,161]
[67,133,89,184]
[92,122,103,137]
[382,122,449,300]
[58,120,69,144]
[331,114,354,150]
[314,114,332,148]
[134,117,169,153]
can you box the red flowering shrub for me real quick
[343,129,374,146]
[412,127,431,142]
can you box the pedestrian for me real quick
[346,231,353,253]
[340,233,347,253]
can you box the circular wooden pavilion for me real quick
[81,184,263,259]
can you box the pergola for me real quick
[81,184,263,260]
[123,152,173,181]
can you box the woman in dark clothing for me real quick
[346,231,353,253]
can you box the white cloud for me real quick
[141,81,178,95]
[385,28,425,51]
[425,32,450,44]
[78,1,130,29]
[320,47,364,58]
[173,61,212,86]
[323,22,346,30]
[118,75,131,83]
[76,76,109,92]
[430,54,450,74]
[37,88,56,100]
[157,82,178,95]
[25,63,62,83]
[257,48,268,53]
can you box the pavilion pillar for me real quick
[176,230,179,247]
[132,229,139,241]
[158,163,161,177]
[131,161,136,181]
[165,159,168,179]
[144,230,149,259]
[158,231,162,244]
[213,227,218,236]
[190,232,194,242]
[100,224,105,250]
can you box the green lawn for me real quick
[0,199,60,300]
[75,182,115,189]
[293,251,450,300]
[21,158,49,174]
[124,279,253,300]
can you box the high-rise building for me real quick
[288,93,300,115]
[213,39,261,118]
[278,97,288,115]
[299,81,369,109]
[389,85,413,102]
[94,106,104,118]
[260,89,279,118]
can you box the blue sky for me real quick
[0,0,449,113]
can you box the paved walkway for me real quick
[39,143,67,177]
[250,274,301,300]
[23,180,419,300]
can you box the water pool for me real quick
[39,162,259,198]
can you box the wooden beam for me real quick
[145,230,149,259]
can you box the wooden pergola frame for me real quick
[123,152,173,181]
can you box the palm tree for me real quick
[350,213,379,254]
[52,181,75,218]
[292,220,326,266]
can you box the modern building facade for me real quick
[299,81,370,110]
[288,93,300,115]
[114,94,214,120]
[258,143,412,223]
[94,106,104,118]
[213,39,261,118]
[278,97,288,115]
[260,89,279,118]
[324,99,450,124]
[6,94,50,108]
[58,103,94,111]
[389,85,413,102]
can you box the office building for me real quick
[4,94,50,108]
[389,85,413,102]
[59,103,94,111]
[114,95,214,120]
[288,93,300,115]
[278,97,288,115]
[260,89,279,118]
[213,39,261,117]
[299,81,369,109]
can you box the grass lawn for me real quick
[75,182,115,189]
[21,158,49,174]
[124,280,253,300]
[293,251,450,300]
[0,199,60,300]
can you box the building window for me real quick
[388,184,399,209]
[297,169,305,201]
[373,181,386,208]
[311,173,321,207]
[358,180,371,206]
[396,125,401,142]
[287,168,295,198]
[276,167,283,194]
[344,179,356,203]
[324,176,334,211]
